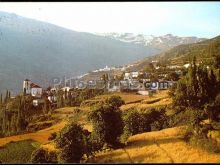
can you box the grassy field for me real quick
[0,139,40,163]
[3,90,220,163]
[120,90,172,112]
[0,90,170,147]
[87,126,220,163]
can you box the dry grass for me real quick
[94,92,148,104]
[120,90,172,112]
[88,126,220,163]
[0,106,91,147]
[0,121,66,147]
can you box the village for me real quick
[22,60,192,107]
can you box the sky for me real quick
[0,2,220,38]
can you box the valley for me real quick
[0,3,220,164]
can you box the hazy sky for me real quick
[0,2,220,38]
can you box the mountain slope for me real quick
[95,33,206,51]
[130,35,220,71]
[0,11,160,94]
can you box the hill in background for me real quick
[0,11,160,94]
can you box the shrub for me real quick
[121,110,150,143]
[48,132,57,141]
[30,147,58,163]
[55,122,88,163]
[121,107,168,143]
[189,135,220,153]
[88,104,123,148]
[105,95,125,108]
[168,108,204,128]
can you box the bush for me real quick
[168,108,204,128]
[105,95,125,108]
[121,107,168,143]
[48,132,57,141]
[88,104,123,148]
[55,122,88,163]
[30,147,58,163]
[189,135,220,153]
[121,110,151,143]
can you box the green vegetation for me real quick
[170,57,220,109]
[30,147,58,163]
[121,107,168,143]
[169,56,220,153]
[56,88,105,107]
[0,140,40,163]
[55,122,89,163]
[88,96,124,149]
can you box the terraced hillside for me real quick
[87,126,220,163]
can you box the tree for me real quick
[57,90,64,108]
[55,122,88,163]
[167,72,179,81]
[43,98,50,114]
[16,97,28,132]
[0,93,2,106]
[4,90,8,104]
[105,95,125,109]
[88,103,123,148]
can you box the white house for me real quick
[33,99,44,107]
[61,86,71,92]
[131,72,139,78]
[23,79,42,98]
[124,72,131,80]
[184,63,190,68]
[31,83,43,98]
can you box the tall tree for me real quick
[0,93,2,106]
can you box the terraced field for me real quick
[87,126,220,163]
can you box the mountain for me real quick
[130,35,220,71]
[95,32,207,51]
[0,11,160,94]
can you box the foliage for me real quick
[121,107,168,143]
[30,147,58,163]
[55,121,89,163]
[0,140,40,163]
[204,93,220,122]
[168,108,204,128]
[88,103,123,148]
[171,57,220,109]
[105,95,125,108]
[48,132,57,141]
[166,71,180,81]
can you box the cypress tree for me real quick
[0,93,2,106]
[4,90,8,104]
[8,91,11,100]
[209,69,217,100]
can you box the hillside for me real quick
[130,35,220,71]
[0,11,160,94]
[87,126,220,163]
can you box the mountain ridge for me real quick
[0,11,160,94]
[95,32,207,51]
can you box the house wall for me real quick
[31,88,42,97]
[23,80,31,94]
